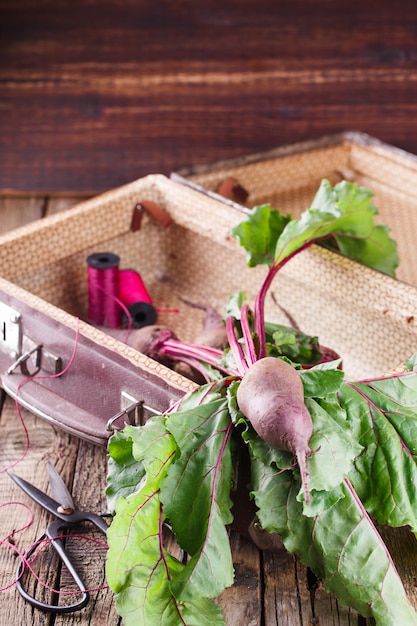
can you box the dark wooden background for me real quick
[1,0,417,193]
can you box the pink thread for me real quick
[119,269,152,305]
[87,252,121,328]
[0,524,109,595]
[156,307,180,314]
[1,319,81,475]
[118,269,157,328]
[0,321,110,599]
[0,501,34,592]
[16,534,109,595]
[0,502,34,537]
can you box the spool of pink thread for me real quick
[86,252,121,328]
[118,269,158,328]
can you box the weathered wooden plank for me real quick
[218,531,262,625]
[0,394,78,624]
[53,440,119,626]
[262,548,364,626]
[0,195,86,239]
[0,393,119,625]
[0,196,46,236]
[1,1,417,192]
[378,524,417,612]
[2,83,417,194]
[263,548,307,626]
[46,197,89,216]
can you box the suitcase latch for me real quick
[106,390,160,432]
[5,333,63,377]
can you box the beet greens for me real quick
[105,180,417,625]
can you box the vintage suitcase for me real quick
[0,174,269,445]
[1,144,417,445]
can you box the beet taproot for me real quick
[237,356,313,504]
[179,296,228,350]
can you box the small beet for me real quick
[237,356,313,504]
[179,297,228,349]
[101,325,178,361]
[193,326,228,350]
[126,325,178,355]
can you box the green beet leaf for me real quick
[231,179,398,276]
[249,458,324,571]
[323,223,398,276]
[405,352,417,371]
[250,458,417,624]
[304,395,363,499]
[106,383,236,625]
[265,322,323,364]
[230,204,291,267]
[106,415,226,625]
[313,180,398,275]
[162,398,234,543]
[106,428,145,513]
[106,367,417,624]
[161,392,235,600]
[300,363,345,398]
[340,372,417,533]
[237,367,417,622]
[273,180,398,274]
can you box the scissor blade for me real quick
[7,470,63,517]
[47,462,75,513]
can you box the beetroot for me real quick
[179,297,228,350]
[237,356,313,504]
[126,325,178,359]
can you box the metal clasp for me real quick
[106,392,160,432]
[6,335,63,378]
[7,345,42,377]
[106,401,144,432]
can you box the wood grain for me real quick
[0,197,46,235]
[1,0,417,192]
[0,395,78,624]
[218,531,262,625]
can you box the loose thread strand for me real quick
[1,318,81,475]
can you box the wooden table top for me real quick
[2,0,417,193]
[2,3,417,621]
[1,193,417,625]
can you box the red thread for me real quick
[118,269,158,328]
[156,308,180,314]
[0,501,34,592]
[0,322,110,599]
[1,318,81,475]
[16,534,109,595]
[86,252,121,328]
[119,269,152,305]
[0,517,109,595]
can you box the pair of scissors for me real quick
[7,462,109,614]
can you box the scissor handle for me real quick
[16,521,90,614]
[69,510,109,535]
